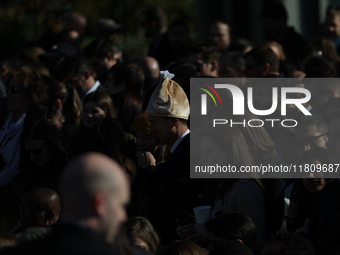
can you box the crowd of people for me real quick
[0,2,340,255]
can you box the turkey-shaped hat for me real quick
[146,71,189,120]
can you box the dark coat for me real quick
[3,223,118,255]
[142,134,203,243]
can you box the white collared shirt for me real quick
[170,129,190,153]
[82,80,101,103]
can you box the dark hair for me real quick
[83,91,116,119]
[228,38,254,54]
[85,118,135,181]
[108,63,144,96]
[142,7,167,30]
[326,6,340,18]
[27,120,68,157]
[297,115,328,137]
[205,213,258,249]
[127,217,160,253]
[244,45,280,72]
[306,66,337,78]
[7,66,48,104]
[58,55,93,78]
[22,120,68,168]
[221,52,245,71]
[304,56,335,77]
[47,79,82,126]
[93,38,120,59]
[192,45,221,64]
[263,232,315,255]
[112,91,142,134]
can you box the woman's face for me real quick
[82,101,106,129]
[6,77,30,118]
[302,158,327,194]
[24,139,54,168]
[201,136,228,166]
[135,132,158,154]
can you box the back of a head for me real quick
[221,51,245,72]
[136,56,160,80]
[108,62,144,96]
[25,188,61,216]
[262,232,315,255]
[93,38,120,59]
[196,45,221,64]
[205,213,258,248]
[58,55,93,80]
[245,45,280,72]
[59,153,126,219]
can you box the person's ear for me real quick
[211,61,219,72]
[105,52,113,61]
[236,239,243,244]
[84,70,91,80]
[44,209,55,226]
[92,190,108,217]
[56,99,62,109]
[172,118,179,127]
[262,62,271,76]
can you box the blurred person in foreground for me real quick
[4,153,129,254]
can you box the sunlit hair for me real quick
[265,41,286,61]
[47,79,82,126]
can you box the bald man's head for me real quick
[20,188,61,228]
[136,56,160,80]
[59,153,130,244]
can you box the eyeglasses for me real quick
[295,133,328,147]
[26,144,47,156]
[19,205,51,215]
[6,84,22,94]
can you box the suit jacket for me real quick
[3,223,118,255]
[143,134,203,243]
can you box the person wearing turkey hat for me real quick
[138,71,202,243]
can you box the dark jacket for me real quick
[142,134,203,243]
[3,223,118,255]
